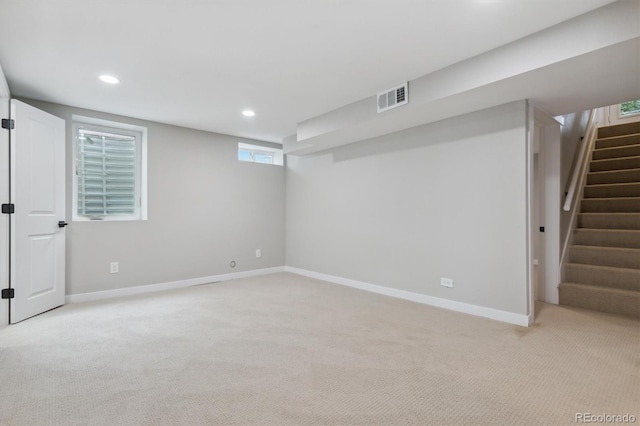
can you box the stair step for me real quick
[568,245,640,269]
[580,197,640,212]
[587,168,640,185]
[564,263,640,291]
[589,156,640,172]
[577,213,640,230]
[598,122,640,138]
[592,144,640,160]
[572,229,640,249]
[584,182,640,198]
[596,133,640,149]
[559,282,640,318]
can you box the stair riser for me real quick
[598,122,640,138]
[590,157,640,172]
[581,198,640,212]
[596,134,640,149]
[573,230,640,249]
[587,169,640,185]
[583,183,640,198]
[568,246,640,269]
[592,145,640,160]
[559,284,640,318]
[564,264,640,291]
[577,214,640,230]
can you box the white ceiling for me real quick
[0,0,616,143]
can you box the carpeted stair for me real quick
[559,121,640,318]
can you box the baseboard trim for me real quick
[65,266,286,304]
[285,266,529,327]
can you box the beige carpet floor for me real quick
[0,272,638,425]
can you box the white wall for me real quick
[286,101,530,317]
[18,99,286,297]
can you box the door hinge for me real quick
[1,119,14,130]
[1,288,14,299]
[1,203,14,214]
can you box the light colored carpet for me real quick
[0,272,638,425]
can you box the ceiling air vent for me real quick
[377,82,408,113]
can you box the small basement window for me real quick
[73,115,148,221]
[238,143,283,166]
[620,100,640,117]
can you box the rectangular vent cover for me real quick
[377,82,408,113]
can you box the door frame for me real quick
[538,109,562,305]
[528,105,562,323]
[0,64,10,327]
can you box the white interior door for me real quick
[10,100,66,323]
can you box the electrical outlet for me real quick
[441,277,453,288]
[256,249,261,258]
[110,262,119,274]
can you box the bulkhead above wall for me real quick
[285,1,640,156]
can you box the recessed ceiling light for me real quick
[242,110,256,117]
[99,74,120,84]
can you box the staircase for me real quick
[559,121,640,318]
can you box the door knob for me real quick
[58,221,68,228]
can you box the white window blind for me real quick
[76,127,138,218]
[73,115,147,222]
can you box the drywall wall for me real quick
[286,101,530,315]
[18,99,285,296]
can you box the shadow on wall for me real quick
[331,101,526,163]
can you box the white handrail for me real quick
[559,108,598,268]
[563,109,598,211]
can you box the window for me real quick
[238,142,283,166]
[73,116,147,221]
[619,100,640,117]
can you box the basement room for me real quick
[0,1,638,425]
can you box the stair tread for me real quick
[578,212,640,215]
[575,228,640,233]
[572,228,640,248]
[598,122,640,138]
[597,132,640,142]
[591,155,640,163]
[593,143,640,152]
[586,182,640,188]
[583,181,640,199]
[587,168,640,183]
[581,196,640,201]
[588,167,640,175]
[559,282,640,296]
[559,282,640,318]
[565,262,640,273]
[592,144,640,160]
[570,244,640,252]
[568,244,640,269]
[589,157,640,172]
[595,134,640,150]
